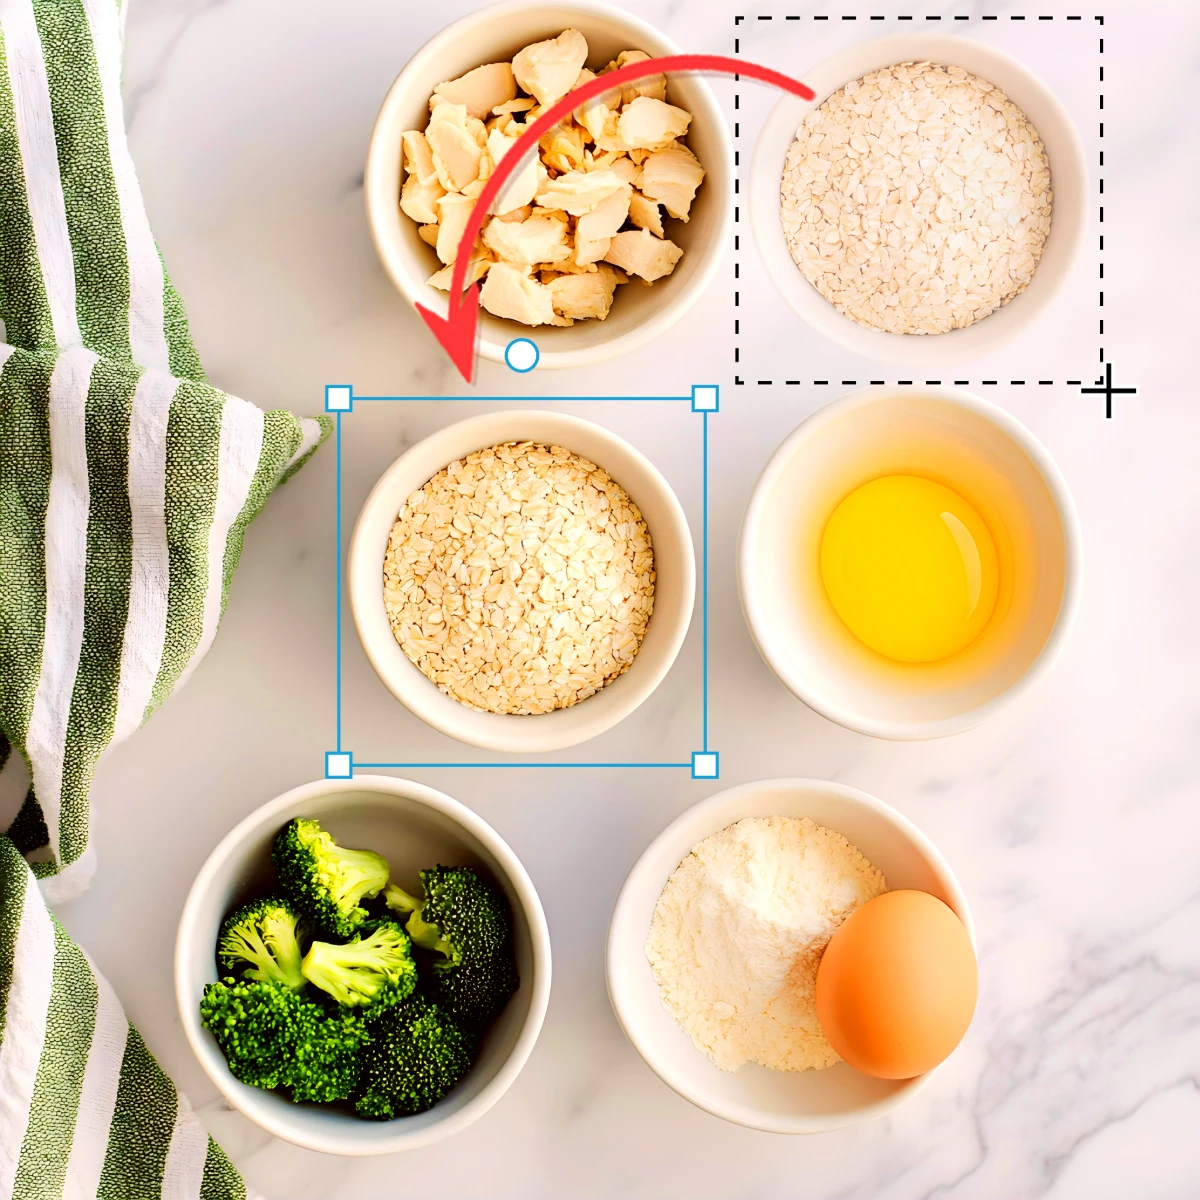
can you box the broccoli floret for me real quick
[200,977,368,1102]
[217,897,307,990]
[385,866,518,1030]
[301,919,417,1019]
[272,817,389,937]
[354,994,473,1119]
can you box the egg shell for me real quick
[815,889,977,1080]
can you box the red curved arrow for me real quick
[415,54,814,381]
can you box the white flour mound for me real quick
[645,816,888,1072]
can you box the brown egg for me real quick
[816,889,977,1080]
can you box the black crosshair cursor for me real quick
[1080,363,1137,418]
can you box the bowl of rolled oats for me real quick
[365,1,732,370]
[749,35,1086,365]
[348,410,695,752]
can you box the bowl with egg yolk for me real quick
[738,386,1081,740]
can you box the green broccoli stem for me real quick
[384,884,453,957]
[404,909,454,959]
[384,883,421,913]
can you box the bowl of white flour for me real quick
[606,778,972,1132]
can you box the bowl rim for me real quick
[347,408,697,753]
[747,32,1088,366]
[175,774,553,1155]
[363,0,734,369]
[737,385,1083,740]
[605,776,974,1134]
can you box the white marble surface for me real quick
[50,0,1200,1196]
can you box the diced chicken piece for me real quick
[574,235,610,268]
[603,229,683,281]
[602,50,667,104]
[482,214,572,266]
[628,190,664,238]
[426,104,483,191]
[546,271,620,321]
[486,112,521,138]
[606,156,639,185]
[637,142,705,221]
[494,204,533,224]
[433,62,516,120]
[486,129,542,214]
[435,192,475,265]
[400,172,445,225]
[597,262,629,287]
[417,223,440,247]
[574,183,632,264]
[493,96,535,116]
[575,84,630,153]
[479,262,557,326]
[512,28,588,108]
[536,167,625,215]
[428,254,493,290]
[466,115,488,149]
[572,68,619,133]
[540,120,587,173]
[401,130,438,185]
[617,96,691,151]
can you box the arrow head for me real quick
[416,283,480,384]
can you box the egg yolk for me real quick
[819,475,999,664]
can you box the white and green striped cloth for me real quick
[0,0,329,1194]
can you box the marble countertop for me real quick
[48,0,1200,1196]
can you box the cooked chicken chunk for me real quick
[606,156,639,186]
[540,120,587,173]
[435,192,475,265]
[417,223,439,247]
[574,183,632,264]
[401,130,438,186]
[433,62,516,120]
[603,229,683,281]
[426,104,483,192]
[482,213,572,266]
[512,28,588,108]
[603,50,667,104]
[628,191,664,238]
[536,167,625,215]
[617,97,691,152]
[479,262,557,325]
[546,270,621,321]
[400,173,445,225]
[637,143,705,221]
[486,129,541,214]
[427,254,493,290]
[493,96,535,116]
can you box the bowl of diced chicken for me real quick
[366,1,732,369]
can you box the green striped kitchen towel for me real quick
[0,836,249,1198]
[0,0,330,1194]
[0,0,329,889]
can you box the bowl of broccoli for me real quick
[176,775,551,1154]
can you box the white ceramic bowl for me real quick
[365,0,733,370]
[176,776,551,1155]
[349,410,695,752]
[739,386,1081,740]
[607,777,973,1133]
[749,34,1087,366]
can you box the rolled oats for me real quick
[383,441,655,716]
[779,62,1053,336]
